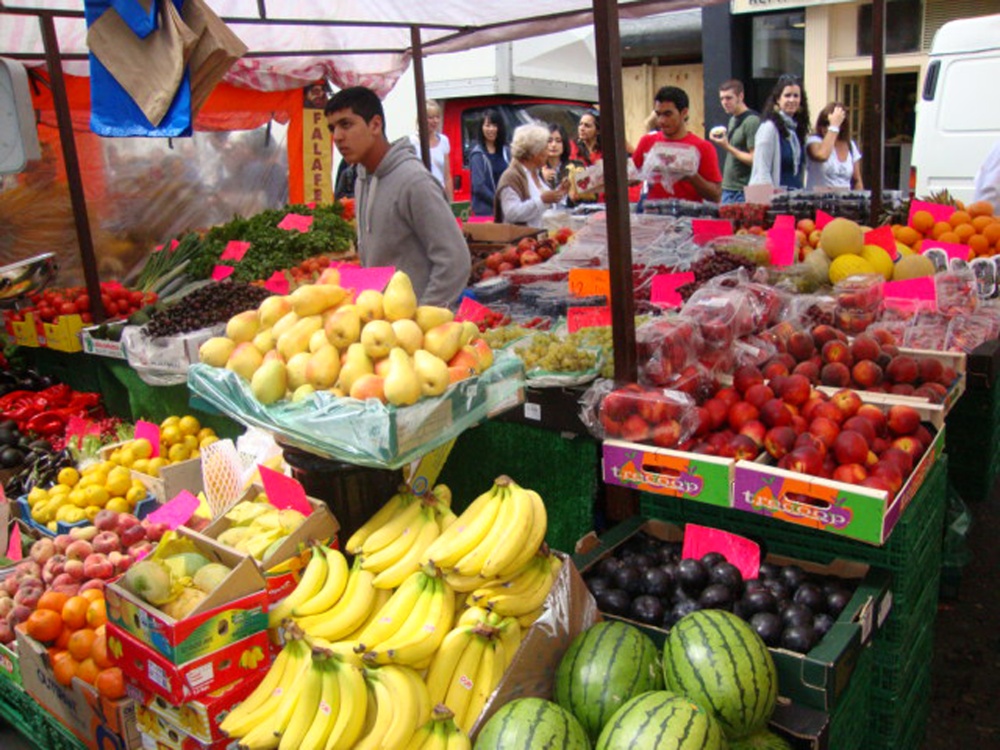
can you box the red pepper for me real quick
[37,383,71,404]
[66,392,101,411]
[0,390,35,409]
[24,411,67,437]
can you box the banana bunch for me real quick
[422,476,547,580]
[424,622,508,735]
[291,557,391,644]
[354,569,456,668]
[217,500,309,561]
[345,483,452,553]
[469,550,563,625]
[355,664,432,750]
[267,545,349,629]
[455,606,522,670]
[411,705,472,750]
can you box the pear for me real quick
[252,329,276,353]
[263,349,285,365]
[226,342,264,382]
[414,305,454,333]
[258,296,293,328]
[349,373,386,403]
[423,321,464,362]
[225,310,260,344]
[291,384,316,402]
[290,284,349,317]
[199,337,236,368]
[306,345,341,389]
[285,352,312,391]
[383,348,422,406]
[250,360,288,405]
[337,342,374,393]
[308,328,331,353]
[323,305,361,349]
[355,289,384,323]
[361,320,397,360]
[277,315,323,361]
[391,319,424,355]
[459,321,480,347]
[271,310,300,339]
[317,267,341,285]
[382,271,418,322]
[413,349,450,397]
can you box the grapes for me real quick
[519,333,598,373]
[144,282,272,338]
[677,250,758,302]
[482,325,532,349]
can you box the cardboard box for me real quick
[42,313,85,352]
[100,442,204,503]
[16,492,159,538]
[573,517,892,713]
[18,631,141,750]
[104,528,269,664]
[138,710,240,750]
[463,222,545,246]
[495,384,591,434]
[10,312,39,347]
[109,622,270,706]
[81,326,127,360]
[0,640,21,687]
[603,439,736,507]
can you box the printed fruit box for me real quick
[81,326,127,360]
[10,312,40,347]
[573,517,892,713]
[137,704,240,750]
[602,438,735,507]
[186,350,525,470]
[41,313,84,353]
[0,640,20,687]
[100,442,204,503]
[18,631,141,750]
[104,527,268,664]
[16,492,159,538]
[109,622,270,706]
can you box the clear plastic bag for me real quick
[945,313,1000,353]
[636,317,704,386]
[122,323,224,386]
[682,286,765,342]
[779,293,837,329]
[579,379,697,447]
[640,141,701,193]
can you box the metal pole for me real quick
[869,0,886,225]
[38,12,105,322]
[410,26,431,171]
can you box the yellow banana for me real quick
[354,570,427,652]
[371,511,441,588]
[443,632,487,730]
[478,482,537,578]
[436,507,458,533]
[277,653,325,750]
[360,574,435,661]
[297,561,377,641]
[415,706,467,750]
[482,563,554,617]
[364,576,455,666]
[443,719,472,750]
[353,670,392,750]
[359,506,426,574]
[431,483,452,508]
[221,638,307,737]
[412,719,443,750]
[425,624,478,706]
[456,606,492,628]
[401,664,433,729]
[443,570,484,593]
[451,484,512,576]
[494,488,549,579]
[268,546,328,629]
[341,586,392,645]
[324,658,367,750]
[421,483,503,569]
[345,486,411,553]
[517,604,546,628]
[300,659,339,750]
[238,645,311,749]
[495,616,522,669]
[461,638,504,734]
[471,554,550,607]
[375,665,426,749]
[360,496,422,555]
[293,547,349,617]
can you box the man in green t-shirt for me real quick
[710,79,760,204]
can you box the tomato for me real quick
[144,292,158,304]
[60,303,76,316]
[81,313,93,324]
[129,291,144,305]
[100,294,112,311]
[75,295,90,313]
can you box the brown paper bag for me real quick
[182,0,248,117]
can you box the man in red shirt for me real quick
[633,86,722,203]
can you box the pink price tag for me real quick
[277,213,314,232]
[650,272,695,308]
[259,465,312,516]
[7,524,22,561]
[65,415,100,449]
[923,241,970,262]
[567,306,611,332]
[146,491,201,530]
[168,238,180,252]
[691,219,733,245]
[455,297,491,323]
[814,210,836,229]
[884,277,937,303]
[338,266,395,296]
[264,271,290,295]
[865,225,899,260]
[908,199,955,225]
[306,202,317,209]
[135,419,161,458]
[771,214,796,230]
[682,523,760,580]
[220,240,251,262]
[766,226,797,266]
[211,265,235,281]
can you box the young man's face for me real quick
[327,109,381,165]
[655,100,687,138]
[719,89,743,115]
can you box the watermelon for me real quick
[595,690,726,750]
[663,609,778,740]
[729,729,793,750]
[554,621,664,741]
[474,697,590,750]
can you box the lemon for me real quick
[68,489,89,508]
[84,486,110,508]
[160,415,181,430]
[58,467,80,487]
[109,449,122,464]
[190,449,200,459]
[182,434,199,452]
[860,245,894,281]
[161,425,181,447]
[197,427,216,442]
[82,462,103,476]
[84,506,101,522]
[178,415,201,436]
[47,521,58,532]
[132,459,150,476]
[79,471,108,489]
[200,435,219,449]
[55,504,77,521]
[27,487,49,506]
[168,443,191,463]
[126,486,147,505]
[105,471,131,498]
[106,497,131,513]
[100,460,118,475]
[828,254,877,285]
[30,505,46,522]
[117,448,136,468]
[49,483,72,496]
[131,438,153,460]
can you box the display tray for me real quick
[187,350,525,469]
[80,326,127,360]
[16,493,159,538]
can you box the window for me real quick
[751,12,805,80]
[857,0,924,55]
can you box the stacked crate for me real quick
[946,355,1000,503]
[826,642,874,750]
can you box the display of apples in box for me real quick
[595,383,697,449]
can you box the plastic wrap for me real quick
[682,286,764,342]
[902,319,950,351]
[186,351,525,469]
[833,273,883,335]
[640,141,700,192]
[579,380,697,447]
[935,269,979,317]
[780,294,837,328]
[704,234,771,266]
[945,313,1000,353]
[511,335,602,388]
[122,323,224,386]
[636,317,704,387]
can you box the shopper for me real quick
[710,79,759,204]
[749,74,811,190]
[408,99,452,201]
[494,123,568,226]
[325,86,470,307]
[542,123,571,189]
[632,85,722,203]
[468,109,509,217]
[570,111,602,166]
[974,140,1000,215]
[806,102,863,190]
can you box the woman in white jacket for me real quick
[749,75,811,190]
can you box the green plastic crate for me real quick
[0,674,85,750]
[868,664,932,749]
[871,611,936,694]
[826,643,873,750]
[877,567,941,650]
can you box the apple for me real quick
[520,249,542,266]
[92,531,121,556]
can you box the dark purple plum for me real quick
[585,575,612,595]
[595,557,622,579]
[780,564,807,591]
[699,583,734,611]
[594,589,631,616]
[750,612,783,646]
[744,578,767,594]
[666,598,702,627]
[700,551,726,568]
[758,562,780,580]
[630,595,666,625]
[642,567,675,597]
[781,624,818,653]
[793,583,827,613]
[613,566,644,595]
[628,553,655,571]
[677,558,709,595]
[813,613,835,637]
[710,562,745,596]
[743,588,778,615]
[764,579,790,602]
[781,602,814,628]
[826,588,852,617]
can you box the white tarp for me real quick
[1,0,709,94]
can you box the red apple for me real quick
[887,404,921,436]
[833,430,870,465]
[764,426,797,459]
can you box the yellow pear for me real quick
[318,267,341,285]
[252,329,276,353]
[360,320,397,360]
[277,316,323,361]
[391,319,424,355]
[258,296,293,328]
[199,337,236,368]
[290,284,349,317]
[226,342,264,382]
[285,352,312,391]
[306,345,341,390]
[263,349,285,365]
[271,310,299,339]
[355,289,384,323]
[250,360,287,405]
[422,321,464,362]
[414,305,454,332]
[308,328,331,353]
[459,321,479,347]
[323,305,361,349]
[382,271,418,322]
[349,373,385,403]
[337,342,374,393]
[291,384,316,402]
[383,348,422,407]
[225,310,260,343]
[413,349,450,397]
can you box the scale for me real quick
[0,253,59,307]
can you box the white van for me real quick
[911,13,1000,202]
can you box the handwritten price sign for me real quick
[568,269,610,298]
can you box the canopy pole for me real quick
[39,12,105,322]
[410,26,431,171]
[869,0,885,224]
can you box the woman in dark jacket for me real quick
[468,109,510,216]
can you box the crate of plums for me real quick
[574,517,891,712]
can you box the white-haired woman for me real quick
[494,123,568,225]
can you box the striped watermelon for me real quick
[554,621,664,741]
[663,609,778,740]
[595,691,726,750]
[729,730,793,750]
[474,697,590,750]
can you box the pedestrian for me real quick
[325,87,470,307]
[749,74,811,190]
[494,123,568,226]
[710,79,759,203]
[806,102,864,190]
[408,99,452,201]
[632,85,722,203]
[467,109,509,217]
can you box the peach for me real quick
[704,399,729,430]
[918,358,944,385]
[792,360,820,384]
[861,476,894,497]
[53,534,74,555]
[599,411,623,438]
[733,365,765,396]
[83,553,115,580]
[728,401,760,432]
[64,559,86,581]
[776,374,811,406]
[887,404,921,436]
[842,416,877,445]
[744,384,775,410]
[762,360,790,380]
[851,360,884,388]
[715,388,741,409]
[795,432,828,457]
[891,436,924,462]
[620,414,651,442]
[808,417,841,448]
[65,540,93,562]
[832,463,868,485]
[651,420,682,449]
[871,462,904,493]
[811,324,843,347]
[739,420,767,447]
[787,331,817,362]
[764,426,797,459]
[29,538,56,566]
[692,406,712,437]
[913,385,943,404]
[92,531,121,556]
[880,447,914,477]
[821,339,853,367]
[833,430,870,465]
[850,335,882,363]
[886,355,919,384]
[729,434,761,461]
[785,446,824,476]
[813,400,846,425]
[759,398,793,428]
[856,404,887,436]
[890,384,916,397]
[830,388,863,419]
[820,362,851,388]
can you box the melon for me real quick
[729,730,794,750]
[892,253,936,280]
[554,621,664,741]
[595,691,726,750]
[474,698,590,750]
[860,245,894,280]
[662,609,778,740]
[820,218,865,259]
[828,254,877,284]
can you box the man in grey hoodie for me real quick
[325,87,470,308]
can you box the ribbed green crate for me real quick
[868,664,932,749]
[871,609,936,693]
[877,567,941,651]
[883,525,943,617]
[826,643,873,750]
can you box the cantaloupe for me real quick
[820,218,865,259]
[892,254,936,280]
[860,245,894,280]
[829,254,876,284]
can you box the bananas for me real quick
[412,705,472,750]
[423,622,505,734]
[221,638,310,739]
[293,547,349,617]
[355,664,431,750]
[361,573,456,667]
[294,558,381,642]
[470,550,561,617]
[238,645,266,669]
[345,485,414,554]
[267,545,329,629]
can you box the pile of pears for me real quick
[198,269,494,407]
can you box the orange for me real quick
[968,200,995,218]
[911,210,935,234]
[76,657,100,685]
[67,628,97,661]
[969,235,990,256]
[55,627,72,649]
[972,216,994,232]
[954,223,976,243]
[896,226,921,246]
[931,221,953,239]
[949,210,972,228]
[38,590,71,614]
[983,224,1000,247]
[86,599,107,629]
[91,633,113,670]
[797,218,816,235]
[79,588,104,604]
[62,596,90,631]
[52,652,79,687]
[26,609,64,643]
[95,667,126,700]
[938,231,960,244]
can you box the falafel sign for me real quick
[303,83,334,205]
